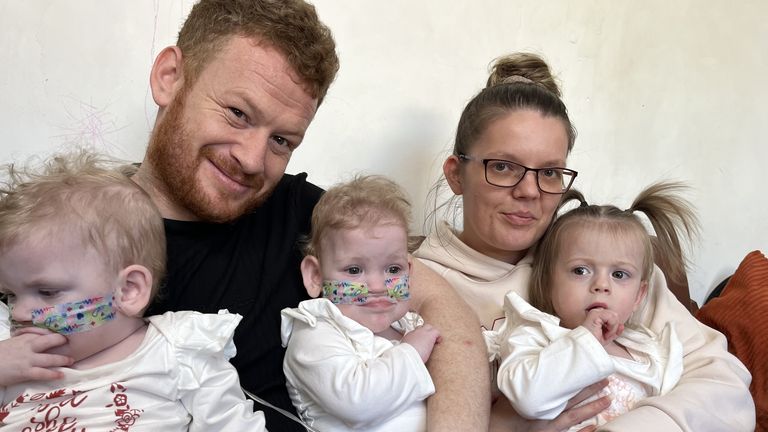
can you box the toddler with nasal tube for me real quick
[0,150,267,431]
[280,175,441,432]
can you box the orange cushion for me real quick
[696,250,768,431]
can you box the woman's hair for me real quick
[177,0,339,105]
[459,52,576,155]
[306,175,412,258]
[0,150,167,299]
[529,181,699,324]
[425,52,575,233]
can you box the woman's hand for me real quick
[491,379,610,432]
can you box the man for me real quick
[132,0,490,430]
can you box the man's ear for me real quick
[633,281,649,311]
[115,265,153,318]
[300,256,324,298]
[150,46,185,108]
[443,155,464,195]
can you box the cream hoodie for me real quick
[414,221,755,432]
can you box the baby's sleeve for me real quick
[1,301,10,340]
[150,310,268,431]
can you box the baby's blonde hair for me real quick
[0,150,166,299]
[530,181,699,325]
[306,175,411,258]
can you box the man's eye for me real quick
[229,107,246,118]
[346,267,361,275]
[269,135,295,155]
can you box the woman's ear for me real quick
[115,265,153,318]
[300,256,324,298]
[443,155,464,195]
[150,46,185,108]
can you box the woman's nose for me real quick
[511,171,542,199]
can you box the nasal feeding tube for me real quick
[322,275,410,305]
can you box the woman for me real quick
[413,53,754,431]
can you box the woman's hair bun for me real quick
[486,52,562,97]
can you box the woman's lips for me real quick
[503,211,536,225]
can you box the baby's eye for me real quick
[612,270,630,280]
[345,266,362,275]
[38,290,61,298]
[572,266,590,276]
[386,265,402,274]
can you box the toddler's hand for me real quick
[582,308,624,346]
[0,328,73,386]
[401,323,441,363]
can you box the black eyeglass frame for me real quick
[457,153,578,194]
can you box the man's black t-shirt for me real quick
[146,173,322,431]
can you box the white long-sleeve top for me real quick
[0,307,266,431]
[414,221,755,431]
[486,292,683,428]
[280,298,434,432]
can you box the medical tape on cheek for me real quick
[322,274,411,305]
[322,280,369,305]
[29,294,117,335]
[384,275,410,301]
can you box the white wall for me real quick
[1,1,765,304]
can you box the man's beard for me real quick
[146,89,268,223]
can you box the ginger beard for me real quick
[146,86,268,223]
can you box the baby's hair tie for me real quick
[579,199,589,208]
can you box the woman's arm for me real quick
[409,259,491,431]
[604,266,755,431]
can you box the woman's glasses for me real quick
[458,153,577,194]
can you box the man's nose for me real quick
[230,129,270,175]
